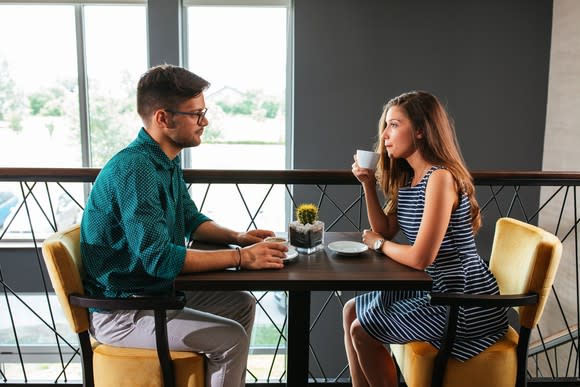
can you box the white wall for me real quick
[544,0,580,170]
[535,0,580,374]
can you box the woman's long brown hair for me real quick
[375,91,481,233]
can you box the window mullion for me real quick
[181,0,191,169]
[75,4,91,168]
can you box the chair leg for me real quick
[78,331,94,387]
[431,305,459,387]
[516,327,532,387]
[431,361,446,387]
[154,309,175,387]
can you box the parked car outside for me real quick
[0,193,82,238]
[274,291,287,313]
[0,191,19,231]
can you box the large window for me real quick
[184,7,291,380]
[185,4,290,232]
[0,3,146,240]
[0,4,146,169]
[0,1,291,238]
[84,5,147,166]
[0,5,81,168]
[0,3,148,380]
[1,1,292,383]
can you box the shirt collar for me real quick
[133,128,181,170]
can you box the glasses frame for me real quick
[165,107,208,125]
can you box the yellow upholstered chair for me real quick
[391,217,562,387]
[42,224,205,387]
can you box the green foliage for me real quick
[215,90,280,119]
[29,88,65,116]
[260,100,279,119]
[29,93,48,115]
[90,99,126,159]
[201,124,222,142]
[0,50,284,160]
[295,203,319,225]
[217,99,256,115]
[252,324,282,346]
[46,121,55,137]
[9,115,22,132]
[88,78,136,166]
[0,323,76,344]
[0,57,26,129]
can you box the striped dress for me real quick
[356,166,508,361]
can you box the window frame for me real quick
[0,0,293,171]
[181,0,294,223]
[0,0,293,368]
[181,0,293,171]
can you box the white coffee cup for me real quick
[264,236,288,245]
[356,149,380,170]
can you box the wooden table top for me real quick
[175,231,432,292]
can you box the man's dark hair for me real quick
[137,64,210,120]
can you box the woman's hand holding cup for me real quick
[356,149,380,169]
[353,149,379,184]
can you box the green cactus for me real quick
[295,203,319,225]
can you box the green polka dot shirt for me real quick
[80,128,210,300]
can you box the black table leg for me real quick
[287,290,310,386]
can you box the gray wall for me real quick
[147,0,182,67]
[293,0,553,377]
[293,0,552,171]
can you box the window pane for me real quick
[186,7,289,381]
[0,181,85,240]
[0,294,81,381]
[185,6,287,167]
[185,6,288,233]
[0,5,80,167]
[84,5,147,167]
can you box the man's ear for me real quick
[154,109,170,128]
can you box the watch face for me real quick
[374,239,383,251]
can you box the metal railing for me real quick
[0,168,579,385]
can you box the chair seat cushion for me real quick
[391,326,519,387]
[93,344,205,387]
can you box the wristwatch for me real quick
[373,238,385,252]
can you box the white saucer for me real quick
[328,241,368,256]
[283,247,299,263]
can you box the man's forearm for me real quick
[192,220,240,245]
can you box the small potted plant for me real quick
[288,203,325,254]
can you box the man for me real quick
[80,64,286,387]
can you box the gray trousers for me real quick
[89,291,256,387]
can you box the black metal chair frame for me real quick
[69,293,186,387]
[427,291,539,387]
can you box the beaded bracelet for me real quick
[235,246,242,271]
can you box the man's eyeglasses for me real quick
[165,108,208,125]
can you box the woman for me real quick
[343,91,508,387]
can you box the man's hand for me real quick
[236,229,275,246]
[239,242,286,270]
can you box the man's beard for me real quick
[167,120,202,148]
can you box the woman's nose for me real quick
[382,127,389,139]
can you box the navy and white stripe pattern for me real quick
[356,166,508,361]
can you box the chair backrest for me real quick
[41,223,90,333]
[489,217,562,329]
